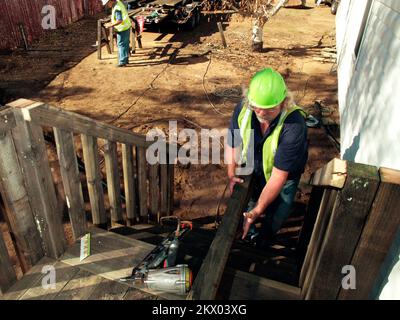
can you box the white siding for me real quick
[337,0,400,300]
[340,0,400,170]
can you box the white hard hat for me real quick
[101,0,110,5]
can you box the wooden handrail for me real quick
[187,175,253,300]
[6,99,152,148]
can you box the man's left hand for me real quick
[104,22,113,28]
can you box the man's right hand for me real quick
[229,176,244,195]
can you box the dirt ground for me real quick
[0,2,339,224]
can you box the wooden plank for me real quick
[2,257,56,300]
[149,163,159,222]
[339,167,400,299]
[300,189,338,297]
[217,22,227,48]
[305,161,380,300]
[0,109,16,133]
[219,268,301,300]
[54,269,103,300]
[296,186,324,281]
[124,287,158,300]
[60,227,182,300]
[54,128,87,240]
[88,278,130,300]
[104,140,123,225]
[122,144,137,226]
[137,147,148,222]
[81,134,107,228]
[19,261,80,300]
[311,158,347,188]
[187,175,252,300]
[11,108,66,259]
[160,164,168,218]
[102,26,112,54]
[0,130,44,267]
[97,20,102,60]
[0,231,17,293]
[109,27,114,53]
[167,163,174,214]
[6,100,150,148]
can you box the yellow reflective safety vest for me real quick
[238,104,306,182]
[112,1,131,32]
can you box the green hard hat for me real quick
[247,68,287,109]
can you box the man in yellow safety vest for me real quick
[226,68,308,248]
[102,0,132,67]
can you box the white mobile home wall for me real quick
[336,0,400,300]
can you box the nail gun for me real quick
[121,217,193,295]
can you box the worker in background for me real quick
[226,68,309,249]
[101,0,131,67]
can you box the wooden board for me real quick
[60,227,183,300]
[0,231,16,293]
[54,269,104,300]
[6,100,150,148]
[300,189,338,295]
[81,134,107,227]
[19,261,80,300]
[188,175,253,300]
[54,128,87,240]
[11,107,66,258]
[88,278,130,300]
[104,140,123,224]
[339,167,400,299]
[0,130,44,267]
[219,268,301,300]
[2,257,56,300]
[305,162,380,300]
[122,144,137,225]
[137,147,148,222]
[311,158,347,188]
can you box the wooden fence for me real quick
[0,99,175,294]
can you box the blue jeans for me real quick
[117,29,130,65]
[245,179,300,247]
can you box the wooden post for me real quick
[0,131,44,269]
[296,186,324,280]
[300,188,338,298]
[167,162,174,214]
[110,27,115,53]
[187,175,253,300]
[54,128,87,241]
[9,103,66,259]
[104,140,123,225]
[339,167,400,299]
[149,163,159,222]
[137,147,148,223]
[102,26,112,54]
[130,27,136,55]
[97,20,102,60]
[122,144,137,226]
[0,231,16,293]
[160,163,168,218]
[305,161,380,300]
[217,22,227,48]
[81,134,107,229]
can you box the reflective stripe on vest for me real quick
[237,103,307,182]
[112,1,131,32]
